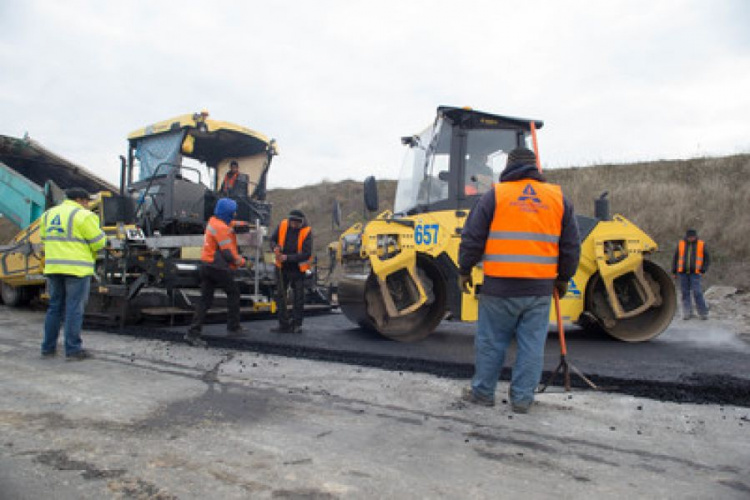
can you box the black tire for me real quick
[0,282,31,307]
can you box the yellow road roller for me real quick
[336,106,676,342]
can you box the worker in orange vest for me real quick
[672,229,710,320]
[269,209,312,333]
[186,198,248,346]
[219,160,245,197]
[458,147,581,414]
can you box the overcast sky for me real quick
[1,0,749,189]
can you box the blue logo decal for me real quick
[518,183,541,203]
[568,278,581,297]
[48,214,64,234]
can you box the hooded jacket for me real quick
[458,163,581,297]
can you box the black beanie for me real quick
[288,209,305,222]
[506,147,537,167]
[686,229,697,238]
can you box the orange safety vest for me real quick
[677,239,704,274]
[224,171,239,191]
[201,216,246,270]
[483,180,564,279]
[275,219,312,272]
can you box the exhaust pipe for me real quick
[595,191,610,221]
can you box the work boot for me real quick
[511,401,532,414]
[184,333,207,347]
[683,313,693,320]
[41,350,57,359]
[461,387,495,407]
[291,324,303,334]
[66,350,93,361]
[227,326,246,336]
[699,314,708,320]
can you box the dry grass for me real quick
[545,154,750,288]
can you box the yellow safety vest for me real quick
[40,200,106,277]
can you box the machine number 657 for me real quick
[414,224,439,245]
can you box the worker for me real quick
[219,160,246,197]
[186,198,248,346]
[269,209,312,333]
[672,229,710,320]
[40,187,106,360]
[464,156,495,195]
[457,147,581,413]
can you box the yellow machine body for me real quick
[336,106,676,342]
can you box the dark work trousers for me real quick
[189,265,241,334]
[276,267,305,328]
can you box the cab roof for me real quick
[437,106,544,131]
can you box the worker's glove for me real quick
[458,273,473,294]
[554,279,568,298]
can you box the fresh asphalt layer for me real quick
[108,311,750,407]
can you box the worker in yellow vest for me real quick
[672,229,710,320]
[269,209,312,333]
[39,188,106,360]
[458,148,581,413]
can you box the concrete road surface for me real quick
[1,306,749,499]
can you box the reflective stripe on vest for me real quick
[677,239,704,274]
[276,219,312,272]
[41,202,100,277]
[482,180,564,279]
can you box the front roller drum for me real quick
[584,260,677,342]
[338,260,446,342]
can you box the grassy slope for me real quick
[268,154,750,289]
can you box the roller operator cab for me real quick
[336,106,676,342]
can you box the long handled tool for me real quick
[538,289,599,392]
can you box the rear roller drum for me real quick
[584,260,677,342]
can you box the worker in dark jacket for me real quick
[672,229,710,320]
[269,209,312,333]
[186,198,248,346]
[458,147,581,413]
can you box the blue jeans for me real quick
[471,294,551,405]
[679,274,708,316]
[41,274,91,355]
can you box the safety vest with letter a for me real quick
[483,180,564,279]
[40,200,106,277]
[275,219,312,272]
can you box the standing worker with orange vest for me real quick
[458,147,581,414]
[672,229,710,320]
[186,198,249,346]
[269,209,312,333]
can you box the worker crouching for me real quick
[270,209,313,333]
[186,198,249,346]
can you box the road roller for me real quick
[336,106,676,342]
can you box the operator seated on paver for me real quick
[219,160,249,197]
[186,198,250,346]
